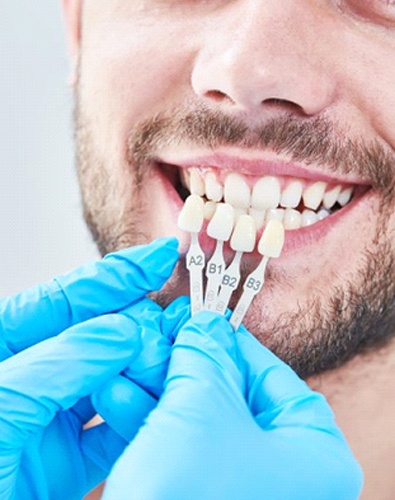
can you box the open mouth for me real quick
[165,164,368,232]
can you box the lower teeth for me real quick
[200,198,332,231]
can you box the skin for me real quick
[62,1,395,498]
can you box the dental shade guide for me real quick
[204,203,235,310]
[229,220,285,331]
[215,214,256,315]
[177,195,205,316]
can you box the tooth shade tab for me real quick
[205,172,223,202]
[251,176,281,210]
[207,202,235,241]
[224,173,251,208]
[178,194,204,233]
[230,215,256,252]
[258,220,285,258]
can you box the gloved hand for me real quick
[91,296,191,443]
[0,237,178,356]
[103,312,363,500]
[0,238,179,499]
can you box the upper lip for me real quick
[156,150,371,186]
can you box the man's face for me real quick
[68,0,395,378]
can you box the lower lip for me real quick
[156,162,373,258]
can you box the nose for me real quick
[191,0,337,116]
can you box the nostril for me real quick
[263,98,306,115]
[205,89,233,103]
[204,91,307,115]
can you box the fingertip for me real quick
[190,311,233,333]
[138,237,180,284]
[106,236,179,265]
[175,311,235,353]
[144,236,180,260]
[156,236,179,251]
[103,238,180,297]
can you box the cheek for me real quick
[79,20,196,154]
[337,29,395,149]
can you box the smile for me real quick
[179,167,359,231]
[155,150,372,258]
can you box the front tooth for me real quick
[280,180,303,208]
[230,215,256,253]
[266,208,284,222]
[190,169,205,196]
[251,176,281,210]
[338,187,353,207]
[207,203,235,241]
[283,208,302,230]
[301,209,318,227]
[303,181,327,210]
[249,208,266,230]
[205,172,223,202]
[224,173,251,208]
[323,185,341,209]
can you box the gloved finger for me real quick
[0,237,179,354]
[120,296,191,398]
[157,312,246,420]
[0,312,144,498]
[235,325,336,429]
[121,299,170,398]
[91,375,157,443]
[91,298,190,445]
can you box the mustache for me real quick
[128,104,395,192]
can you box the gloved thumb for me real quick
[160,312,246,420]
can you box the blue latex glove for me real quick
[0,237,178,356]
[0,238,179,499]
[103,312,363,500]
[92,296,191,443]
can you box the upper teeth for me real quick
[182,168,354,231]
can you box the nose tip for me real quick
[190,5,337,117]
[193,65,311,115]
[192,48,335,117]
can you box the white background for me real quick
[0,2,98,296]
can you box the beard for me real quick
[73,92,395,379]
